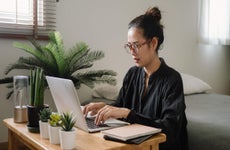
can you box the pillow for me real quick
[180,73,212,95]
[92,85,120,100]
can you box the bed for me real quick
[186,93,230,150]
[83,73,230,150]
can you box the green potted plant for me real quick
[48,112,62,144]
[0,31,117,99]
[27,67,47,133]
[59,112,76,149]
[39,107,52,139]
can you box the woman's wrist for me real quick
[121,108,131,119]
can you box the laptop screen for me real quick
[46,76,89,132]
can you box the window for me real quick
[0,0,56,39]
[198,0,230,45]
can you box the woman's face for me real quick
[127,27,157,68]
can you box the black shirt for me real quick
[112,58,188,150]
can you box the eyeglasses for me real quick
[124,41,149,54]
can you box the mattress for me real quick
[185,93,230,150]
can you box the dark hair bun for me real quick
[145,7,161,22]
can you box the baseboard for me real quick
[0,142,8,150]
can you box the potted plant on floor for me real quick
[48,112,62,144]
[0,31,117,99]
[39,107,52,139]
[27,67,47,133]
[59,112,76,150]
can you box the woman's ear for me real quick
[151,37,158,51]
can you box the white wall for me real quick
[0,0,229,142]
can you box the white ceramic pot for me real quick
[39,121,49,139]
[59,129,76,150]
[48,124,60,144]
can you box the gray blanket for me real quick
[185,93,230,150]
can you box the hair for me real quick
[128,7,164,52]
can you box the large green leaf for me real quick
[13,42,49,66]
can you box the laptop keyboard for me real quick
[86,117,109,129]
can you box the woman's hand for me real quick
[95,105,130,125]
[83,102,106,116]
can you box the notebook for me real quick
[46,76,129,133]
[101,124,161,141]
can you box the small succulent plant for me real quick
[60,112,76,131]
[49,112,62,127]
[39,107,52,122]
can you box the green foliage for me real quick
[49,113,62,127]
[39,107,52,122]
[0,31,117,99]
[60,112,76,131]
[29,67,44,106]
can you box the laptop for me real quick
[46,76,129,133]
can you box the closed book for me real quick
[101,124,161,141]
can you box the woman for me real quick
[83,7,188,150]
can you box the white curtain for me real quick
[198,0,230,45]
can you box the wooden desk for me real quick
[3,118,166,150]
